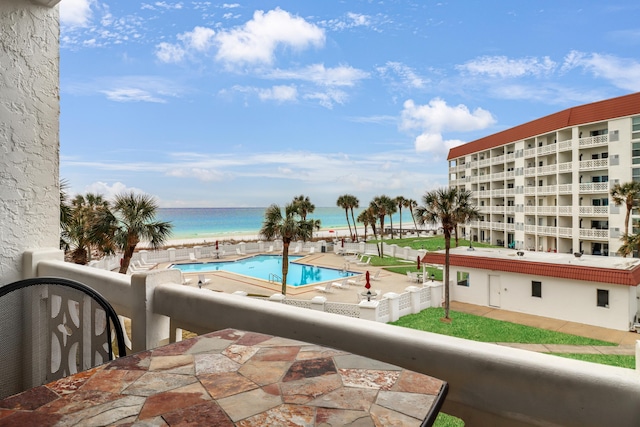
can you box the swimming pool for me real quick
[171,255,356,287]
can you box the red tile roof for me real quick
[421,252,640,286]
[448,92,640,160]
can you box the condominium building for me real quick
[448,92,640,256]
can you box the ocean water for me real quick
[156,207,414,240]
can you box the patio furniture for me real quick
[0,277,127,399]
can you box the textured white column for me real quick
[0,1,60,284]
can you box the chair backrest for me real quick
[0,277,126,399]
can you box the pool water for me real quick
[171,255,356,287]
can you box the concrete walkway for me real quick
[451,301,639,355]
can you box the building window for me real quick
[632,116,640,140]
[532,281,542,298]
[457,271,469,287]
[597,289,609,308]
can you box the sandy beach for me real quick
[143,226,357,248]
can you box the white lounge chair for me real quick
[133,261,151,270]
[370,270,381,281]
[309,247,315,254]
[236,248,246,256]
[197,274,211,288]
[293,245,301,254]
[331,279,349,289]
[189,253,197,261]
[347,275,364,285]
[266,245,274,253]
[314,282,333,293]
[182,277,192,285]
[357,256,371,266]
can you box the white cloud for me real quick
[60,0,94,27]
[257,85,298,102]
[561,50,640,91]
[101,88,167,103]
[320,12,377,32]
[377,62,428,89]
[400,98,496,155]
[457,55,557,78]
[166,168,226,182]
[304,89,348,109]
[178,26,216,51]
[215,8,325,66]
[222,3,240,8]
[83,181,147,200]
[266,64,369,87]
[155,42,186,63]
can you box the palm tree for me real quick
[92,192,172,274]
[60,179,72,251]
[617,233,640,258]
[405,198,419,232]
[259,203,314,295]
[415,187,479,320]
[292,194,315,220]
[611,181,640,237]
[370,195,394,257]
[337,194,359,240]
[356,208,375,240]
[395,196,406,237]
[452,191,480,247]
[65,193,111,265]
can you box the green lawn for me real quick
[551,353,636,369]
[391,307,615,346]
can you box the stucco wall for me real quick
[450,266,637,331]
[0,1,60,284]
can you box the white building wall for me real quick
[451,266,636,331]
[0,1,60,284]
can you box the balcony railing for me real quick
[23,249,640,426]
[579,134,608,147]
[579,182,609,193]
[579,206,609,215]
[537,144,557,155]
[558,139,572,151]
[579,158,609,171]
[579,228,610,239]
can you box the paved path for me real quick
[451,301,639,356]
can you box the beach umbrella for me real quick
[365,271,371,290]
[417,255,421,270]
[215,240,219,250]
[341,238,344,247]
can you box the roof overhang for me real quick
[422,252,640,287]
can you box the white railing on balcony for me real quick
[467,160,477,169]
[491,222,504,230]
[537,206,557,215]
[558,227,573,237]
[491,206,504,213]
[537,226,557,236]
[579,182,609,193]
[558,206,574,215]
[478,158,490,167]
[579,228,610,239]
[506,152,515,161]
[525,186,536,195]
[558,139,572,151]
[506,223,516,231]
[579,206,609,215]
[525,206,536,214]
[558,184,573,194]
[477,190,491,198]
[505,188,515,196]
[537,164,557,175]
[578,134,608,147]
[505,206,516,214]
[23,249,640,426]
[524,225,536,233]
[579,158,609,171]
[524,167,536,176]
[538,185,557,195]
[558,162,573,172]
[524,148,536,158]
[537,144,557,155]
[491,189,505,197]
[491,154,505,165]
[491,172,505,180]
[506,170,515,179]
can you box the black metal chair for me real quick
[0,277,127,399]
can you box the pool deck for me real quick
[158,251,419,303]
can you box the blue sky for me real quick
[59,0,640,207]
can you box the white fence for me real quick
[23,250,640,427]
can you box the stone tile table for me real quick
[0,328,448,426]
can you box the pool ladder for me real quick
[268,273,282,284]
